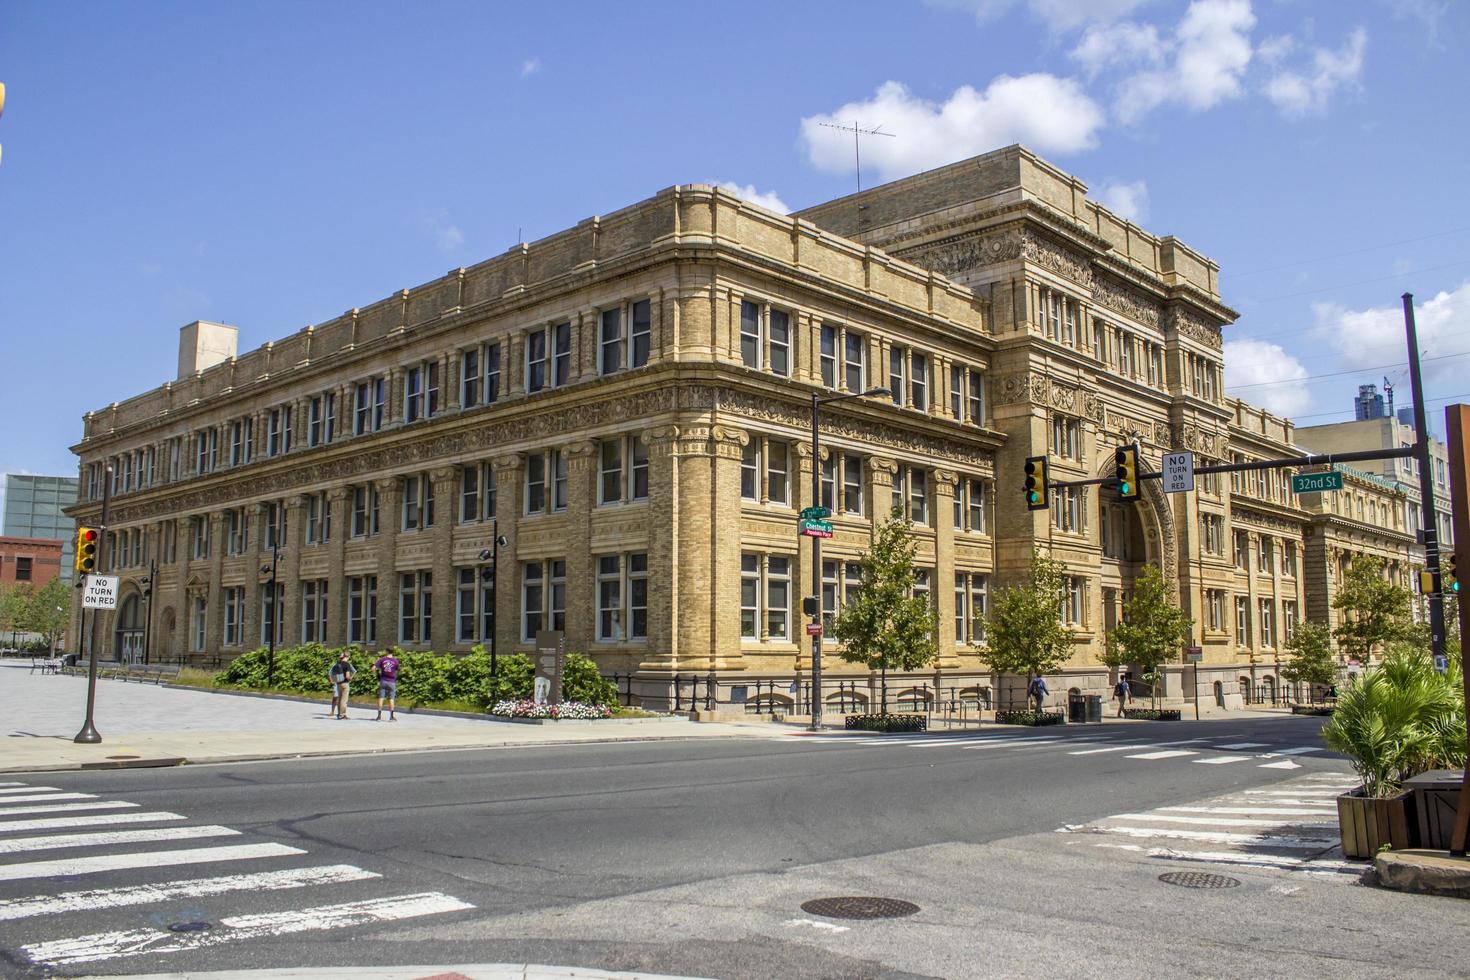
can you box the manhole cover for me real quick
[167,921,212,933]
[1158,871,1240,889]
[800,896,921,920]
[106,755,141,760]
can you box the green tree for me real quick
[1333,555,1423,663]
[979,551,1072,705]
[1098,565,1192,706]
[1281,621,1336,696]
[22,579,71,652]
[0,584,31,646]
[830,510,938,714]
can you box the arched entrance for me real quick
[114,595,144,664]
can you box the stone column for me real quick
[429,466,458,651]
[242,502,266,648]
[171,516,190,655]
[282,494,307,645]
[326,487,350,647]
[577,307,599,380]
[373,478,401,649]
[387,368,405,428]
[793,442,819,671]
[445,350,462,412]
[492,455,525,652]
[563,440,599,656]
[1244,533,1260,660]
[868,457,898,539]
[206,513,225,655]
[933,469,960,669]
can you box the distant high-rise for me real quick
[1355,383,1387,421]
[3,474,79,582]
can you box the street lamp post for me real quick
[809,386,889,732]
[262,543,279,688]
[479,523,509,677]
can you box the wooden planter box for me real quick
[1336,789,1418,859]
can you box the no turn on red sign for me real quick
[81,575,119,609]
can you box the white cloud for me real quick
[1263,28,1367,118]
[1312,281,1470,390]
[713,182,790,215]
[800,76,1104,182]
[418,210,465,256]
[1256,34,1294,65]
[1112,0,1256,124]
[1096,179,1149,222]
[929,0,1153,32]
[520,58,540,78]
[1224,338,1311,417]
[1070,22,1163,79]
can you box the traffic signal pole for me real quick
[1403,294,1446,662]
[1443,403,1469,855]
[74,463,111,744]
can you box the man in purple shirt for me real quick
[373,652,400,722]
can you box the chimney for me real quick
[177,320,238,379]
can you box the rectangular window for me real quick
[302,580,328,643]
[460,346,482,408]
[1258,538,1273,574]
[525,454,546,515]
[741,441,759,501]
[599,307,623,375]
[457,567,479,644]
[844,331,866,392]
[628,553,647,639]
[404,362,439,422]
[769,309,790,376]
[226,507,246,556]
[910,353,928,411]
[1259,599,1274,648]
[355,377,386,435]
[223,587,242,647]
[1235,596,1250,644]
[1052,416,1080,460]
[551,450,567,512]
[597,555,622,641]
[553,322,573,385]
[892,465,928,525]
[1282,600,1297,641]
[954,478,986,533]
[484,343,501,404]
[821,323,838,388]
[349,576,378,645]
[1283,540,1297,577]
[950,365,964,419]
[766,555,790,640]
[351,485,380,538]
[1060,576,1085,626]
[740,300,761,368]
[1050,487,1082,533]
[260,582,284,647]
[526,329,548,393]
[522,562,544,641]
[843,455,864,515]
[599,438,623,506]
[267,405,293,456]
[191,516,209,559]
[631,300,651,368]
[191,595,207,651]
[549,559,567,632]
[889,346,908,406]
[766,441,789,505]
[740,553,759,639]
[398,571,432,644]
[1207,590,1224,631]
[308,393,336,447]
[460,463,495,523]
[1233,531,1249,570]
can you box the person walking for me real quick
[1027,675,1049,713]
[1114,676,1132,717]
[373,650,400,721]
[328,651,356,720]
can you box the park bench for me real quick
[119,663,183,685]
[30,656,62,675]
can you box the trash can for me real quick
[1068,693,1085,723]
[1404,769,1463,850]
[1085,694,1104,724]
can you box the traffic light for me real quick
[75,526,98,574]
[1114,445,1141,501]
[1023,456,1049,511]
[1447,552,1460,595]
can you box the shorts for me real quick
[378,680,397,698]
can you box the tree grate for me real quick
[1158,871,1241,889]
[800,896,921,920]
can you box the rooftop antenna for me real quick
[818,120,896,194]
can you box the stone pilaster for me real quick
[374,477,401,649]
[492,455,524,651]
[387,368,405,428]
[868,457,898,537]
[563,440,598,656]
[429,466,458,651]
[282,494,307,645]
[933,469,960,669]
[326,487,350,647]
[793,442,819,671]
[206,513,225,655]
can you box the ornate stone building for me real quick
[70,145,1346,707]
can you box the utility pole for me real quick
[1443,404,1469,856]
[1404,294,1446,662]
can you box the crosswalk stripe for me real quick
[0,787,61,795]
[1127,750,1197,760]
[1194,755,1251,765]
[1215,742,1269,750]
[1084,825,1338,848]
[1162,805,1333,815]
[0,842,305,882]
[0,864,381,923]
[1109,813,1329,828]
[0,812,186,835]
[1245,789,1341,796]
[0,793,96,805]
[0,825,239,855]
[1068,744,1149,755]
[1093,843,1336,870]
[1259,760,1302,770]
[0,783,27,788]
[1271,747,1321,756]
[0,801,138,819]
[23,891,474,966]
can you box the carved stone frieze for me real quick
[1093,275,1161,329]
[1231,506,1305,534]
[1167,307,1224,351]
[1170,423,1229,457]
[905,228,1023,279]
[1019,230,1095,288]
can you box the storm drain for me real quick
[800,897,921,920]
[1158,871,1241,889]
[167,921,212,933]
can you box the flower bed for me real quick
[994,709,1065,726]
[490,699,613,720]
[844,713,926,733]
[1122,708,1182,721]
[1290,704,1335,716]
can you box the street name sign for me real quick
[81,575,119,609]
[1162,451,1195,494]
[805,623,823,636]
[799,519,834,538]
[1292,471,1344,494]
[799,506,832,520]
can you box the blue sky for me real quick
[2,0,1468,495]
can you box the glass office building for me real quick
[3,475,79,582]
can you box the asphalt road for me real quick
[1,716,1464,979]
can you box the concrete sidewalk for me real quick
[0,664,774,773]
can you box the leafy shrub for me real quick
[562,652,618,705]
[1122,708,1182,721]
[844,713,926,732]
[994,708,1065,726]
[1291,704,1335,716]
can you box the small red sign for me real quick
[805,623,823,636]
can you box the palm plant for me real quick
[1322,645,1465,798]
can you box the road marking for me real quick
[0,842,305,882]
[1215,742,1269,750]
[1272,747,1321,756]
[1244,789,1340,796]
[0,801,138,819]
[1069,744,1149,755]
[0,783,27,788]
[1162,805,1333,816]
[0,793,96,805]
[0,787,61,795]
[1126,750,1197,760]
[1150,739,1211,747]
[1095,843,1354,873]
[0,824,240,855]
[1109,813,1326,828]
[1259,760,1303,770]
[0,864,380,922]
[1194,755,1251,765]
[0,812,186,835]
[785,917,850,934]
[1085,825,1338,848]
[24,891,475,966]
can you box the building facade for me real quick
[0,536,63,589]
[70,146,1353,705]
[4,474,80,582]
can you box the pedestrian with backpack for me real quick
[1114,676,1132,717]
[374,650,400,722]
[328,650,356,720]
[1027,675,1048,713]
